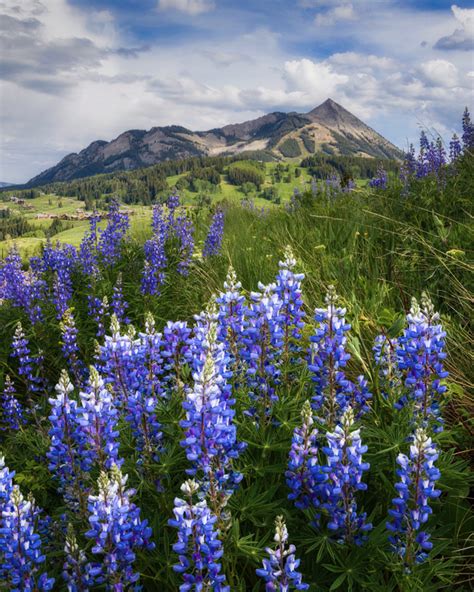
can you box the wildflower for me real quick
[85,465,154,588]
[321,408,372,544]
[386,428,441,566]
[369,166,388,189]
[0,485,55,591]
[0,376,25,433]
[461,107,474,149]
[60,309,86,386]
[373,334,403,402]
[111,273,129,325]
[397,294,448,432]
[62,524,92,592]
[256,515,309,591]
[203,209,225,257]
[77,367,121,471]
[11,322,44,399]
[286,400,325,510]
[169,479,229,591]
[97,199,129,267]
[216,266,246,372]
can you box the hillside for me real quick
[27,99,402,186]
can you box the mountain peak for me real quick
[26,99,401,186]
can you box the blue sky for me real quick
[0,0,473,183]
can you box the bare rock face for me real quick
[27,99,402,185]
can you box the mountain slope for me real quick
[27,99,402,186]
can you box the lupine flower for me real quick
[307,286,351,427]
[242,282,284,420]
[174,213,195,275]
[97,199,129,267]
[41,241,77,319]
[386,428,441,566]
[0,247,44,324]
[79,212,100,278]
[275,246,305,374]
[0,454,14,513]
[88,295,109,339]
[159,319,192,396]
[47,371,89,511]
[85,465,154,589]
[63,524,92,592]
[60,309,86,386]
[449,133,462,162]
[256,515,309,591]
[0,485,54,591]
[0,376,26,433]
[321,408,372,544]
[11,322,44,398]
[203,209,225,257]
[369,166,388,189]
[286,400,326,510]
[111,273,129,325]
[373,334,403,402]
[216,266,246,372]
[400,144,417,185]
[77,367,121,471]
[461,107,474,149]
[397,294,448,432]
[141,233,167,296]
[169,479,229,592]
[181,321,244,508]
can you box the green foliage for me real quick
[227,161,266,188]
[279,138,302,158]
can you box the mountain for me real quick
[27,99,402,186]
[0,182,13,188]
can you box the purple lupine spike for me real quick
[321,408,372,545]
[159,319,192,396]
[216,266,246,373]
[449,133,462,162]
[97,199,129,267]
[47,371,90,511]
[79,212,101,278]
[369,166,388,189]
[256,515,309,591]
[242,281,284,421]
[275,246,305,376]
[63,524,93,592]
[11,321,45,399]
[174,213,195,275]
[0,375,26,433]
[386,428,441,566]
[373,334,403,403]
[396,294,448,432]
[462,107,474,149]
[77,367,122,472]
[85,465,154,589]
[0,484,55,590]
[286,400,326,511]
[111,273,129,325]
[0,247,45,324]
[88,295,109,339]
[169,479,229,592]
[307,286,352,428]
[181,320,244,509]
[203,209,225,257]
[60,309,86,387]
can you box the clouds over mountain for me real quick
[434,5,474,51]
[1,0,472,183]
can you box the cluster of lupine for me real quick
[256,515,309,591]
[203,208,225,257]
[0,456,54,590]
[398,108,472,186]
[369,165,388,189]
[0,231,451,587]
[310,174,355,200]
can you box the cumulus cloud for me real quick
[314,2,357,26]
[434,4,474,51]
[157,0,215,15]
[419,59,459,88]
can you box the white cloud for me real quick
[157,0,215,15]
[434,4,474,50]
[314,2,356,26]
[419,59,459,87]
[283,59,349,98]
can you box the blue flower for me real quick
[169,479,229,592]
[256,515,309,591]
[0,376,26,433]
[203,209,225,257]
[85,465,154,589]
[386,428,441,566]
